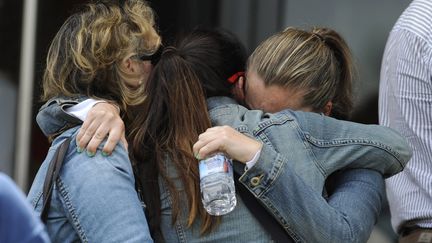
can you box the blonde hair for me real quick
[42,0,161,112]
[248,27,354,119]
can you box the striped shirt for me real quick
[379,0,432,233]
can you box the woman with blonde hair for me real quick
[239,27,354,119]
[28,0,160,242]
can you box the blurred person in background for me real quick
[27,0,160,242]
[379,0,432,242]
[0,172,50,243]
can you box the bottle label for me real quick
[199,154,233,180]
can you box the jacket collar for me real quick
[206,96,239,110]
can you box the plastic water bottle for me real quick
[199,153,237,215]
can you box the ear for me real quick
[121,57,134,73]
[231,76,245,102]
[323,101,333,116]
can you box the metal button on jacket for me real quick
[250,176,261,187]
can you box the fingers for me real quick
[193,128,218,154]
[86,125,110,155]
[194,126,263,163]
[102,121,126,155]
[195,139,225,160]
[76,102,125,157]
[193,126,230,159]
[76,117,102,152]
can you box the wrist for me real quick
[241,140,263,163]
[94,100,120,114]
[245,145,262,171]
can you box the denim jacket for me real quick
[34,96,412,243]
[27,126,153,243]
[205,97,411,242]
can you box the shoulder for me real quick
[49,127,134,185]
[210,105,295,135]
[0,173,21,200]
[393,0,432,47]
[384,28,432,75]
[62,143,132,182]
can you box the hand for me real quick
[193,126,262,163]
[76,102,127,156]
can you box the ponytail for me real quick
[248,27,355,120]
[129,47,218,240]
[312,27,355,119]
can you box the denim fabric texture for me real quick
[206,96,411,242]
[36,96,84,137]
[27,127,153,243]
[35,96,412,242]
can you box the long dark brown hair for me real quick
[128,29,247,241]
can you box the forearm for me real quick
[239,145,383,243]
[325,169,384,242]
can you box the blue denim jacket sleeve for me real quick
[238,144,384,242]
[209,102,411,183]
[289,109,412,178]
[28,127,153,242]
[36,96,87,137]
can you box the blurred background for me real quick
[0,0,411,242]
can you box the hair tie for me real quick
[162,46,176,55]
[227,71,245,84]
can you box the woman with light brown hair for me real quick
[230,27,354,119]
[27,0,160,242]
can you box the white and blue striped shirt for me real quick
[379,0,432,233]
